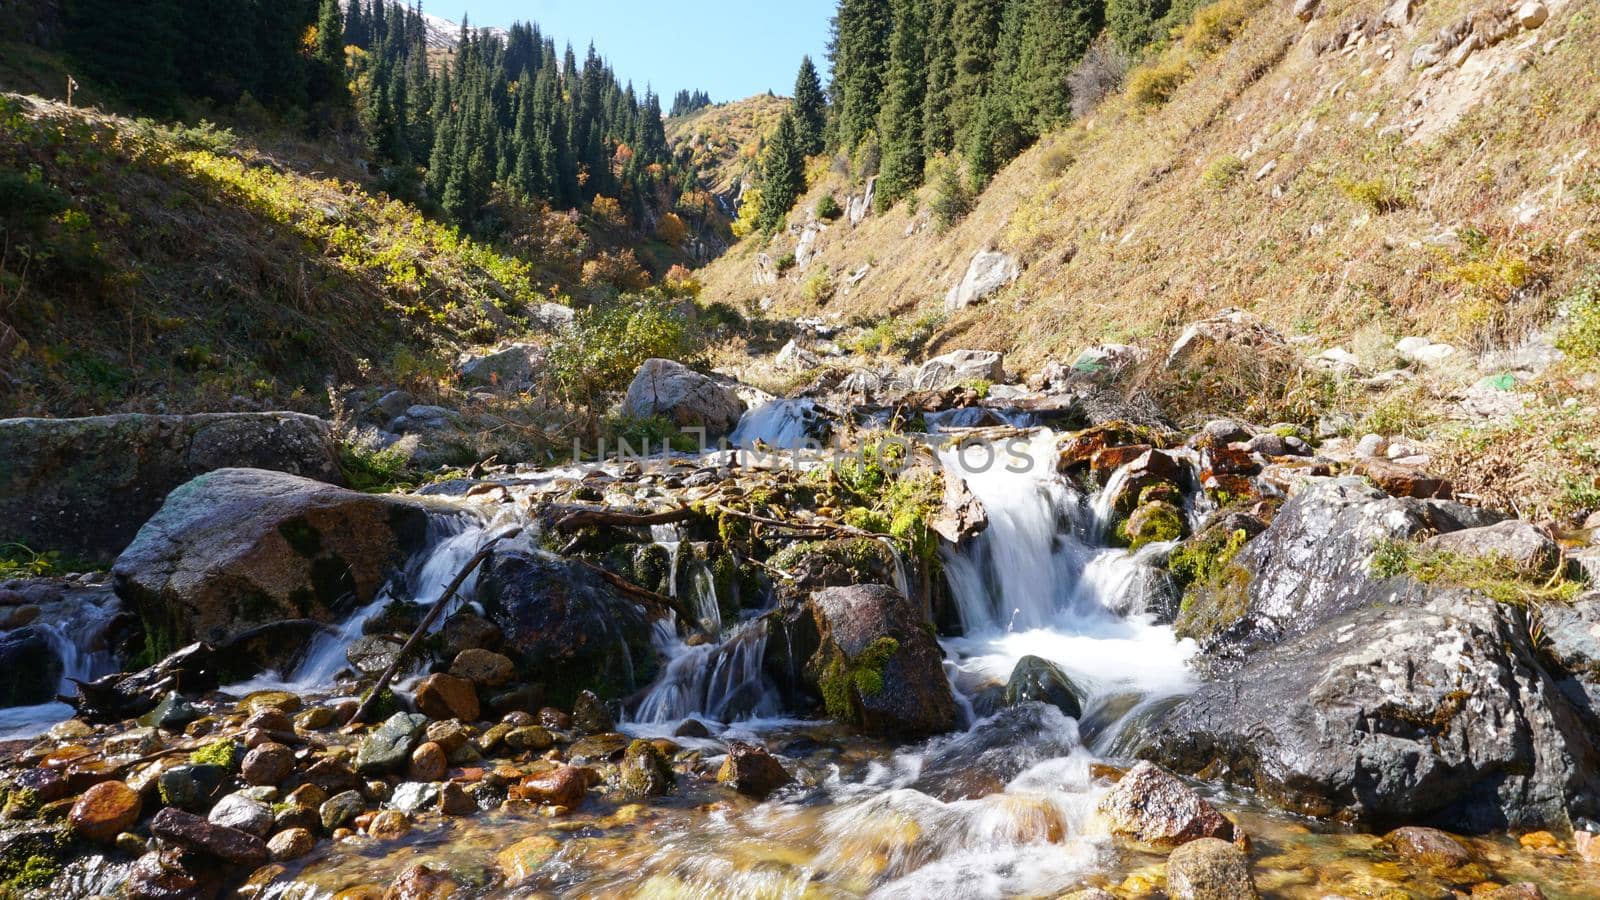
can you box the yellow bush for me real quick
[1128,57,1192,107]
[1184,0,1261,56]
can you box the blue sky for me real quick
[435,1,836,105]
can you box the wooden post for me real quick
[66,75,77,108]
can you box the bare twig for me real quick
[348,526,523,726]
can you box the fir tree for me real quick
[875,0,928,210]
[792,56,827,157]
[1014,0,1103,131]
[922,0,958,157]
[829,0,894,152]
[758,111,806,233]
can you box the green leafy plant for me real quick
[1368,539,1585,606]
[815,194,843,221]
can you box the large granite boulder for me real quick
[805,584,958,737]
[945,251,1020,312]
[621,359,745,440]
[476,539,659,706]
[1140,587,1600,831]
[0,413,343,564]
[113,468,432,667]
[457,343,543,390]
[913,350,1007,391]
[1175,477,1504,659]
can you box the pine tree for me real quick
[1014,0,1103,131]
[875,0,928,210]
[758,111,806,233]
[1107,0,1173,53]
[922,0,958,157]
[792,56,827,157]
[829,0,894,152]
[949,0,1005,139]
[316,0,344,70]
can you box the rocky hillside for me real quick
[668,94,794,209]
[698,0,1600,522]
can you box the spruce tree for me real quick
[316,0,344,70]
[922,0,958,158]
[875,0,928,210]
[758,111,806,233]
[829,0,894,152]
[792,56,827,157]
[1014,0,1103,131]
[950,0,1005,139]
[1107,0,1172,54]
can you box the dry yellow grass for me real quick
[699,0,1600,377]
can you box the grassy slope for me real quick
[0,94,545,416]
[697,0,1600,520]
[706,0,1598,357]
[668,95,793,199]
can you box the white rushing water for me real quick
[729,399,823,450]
[226,511,500,697]
[0,587,123,740]
[939,430,1196,746]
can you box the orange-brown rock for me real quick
[69,780,142,843]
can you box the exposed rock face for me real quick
[1097,762,1236,847]
[1141,587,1600,831]
[622,359,745,439]
[457,343,543,389]
[805,584,958,737]
[113,468,432,666]
[477,539,658,705]
[945,251,1020,312]
[0,412,342,564]
[847,175,877,227]
[913,349,1007,391]
[1180,477,1502,658]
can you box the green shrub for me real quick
[605,414,700,454]
[1556,272,1600,367]
[339,439,413,493]
[1203,154,1246,191]
[550,296,695,408]
[775,252,797,274]
[802,270,835,305]
[815,195,843,220]
[1337,176,1412,214]
[1368,539,1585,606]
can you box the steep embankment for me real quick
[0,94,564,417]
[699,0,1600,519]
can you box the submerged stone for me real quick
[1002,656,1084,719]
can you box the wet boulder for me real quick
[1097,761,1236,847]
[113,468,432,668]
[0,412,343,565]
[1140,588,1600,831]
[622,359,745,439]
[1002,656,1083,719]
[717,741,794,798]
[0,626,63,706]
[1165,838,1258,900]
[619,739,675,798]
[477,539,658,705]
[805,584,958,737]
[149,807,270,867]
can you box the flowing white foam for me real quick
[0,588,123,740]
[730,399,822,450]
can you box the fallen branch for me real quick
[707,503,895,543]
[552,505,696,532]
[348,526,524,726]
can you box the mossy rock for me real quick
[619,739,675,799]
[1120,501,1186,552]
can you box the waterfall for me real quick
[632,618,780,726]
[938,430,1196,745]
[0,588,122,740]
[729,399,822,450]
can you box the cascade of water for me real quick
[0,588,123,739]
[938,430,1196,728]
[280,511,494,691]
[632,618,779,725]
[729,399,821,450]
